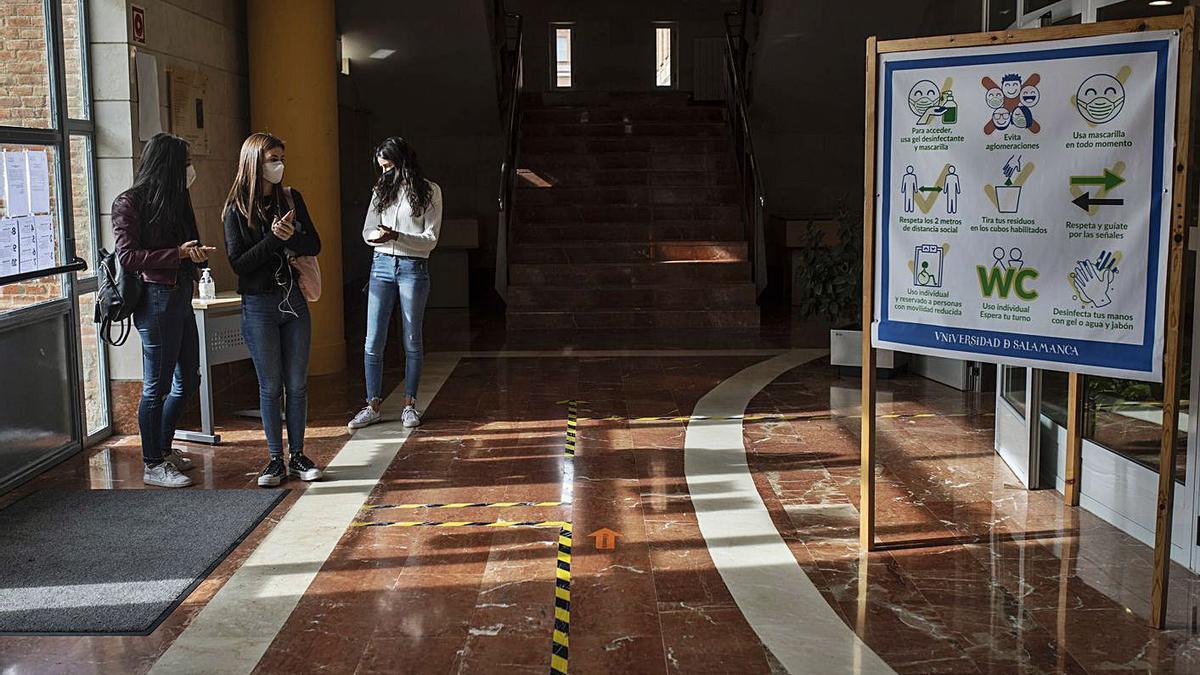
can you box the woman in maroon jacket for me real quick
[112,133,214,488]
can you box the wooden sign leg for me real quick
[860,36,879,554]
[1064,373,1084,506]
[1150,6,1195,631]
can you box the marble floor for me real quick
[1,333,1199,673]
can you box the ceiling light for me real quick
[369,49,396,60]
[1148,1,1174,6]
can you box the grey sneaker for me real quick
[348,405,382,430]
[162,448,194,472]
[144,461,193,488]
[402,405,422,428]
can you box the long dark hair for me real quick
[224,132,286,228]
[373,136,432,217]
[129,133,194,240]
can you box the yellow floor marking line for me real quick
[584,410,995,424]
[351,520,571,529]
[550,526,572,675]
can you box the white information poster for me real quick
[33,214,55,269]
[3,151,30,217]
[0,218,17,277]
[16,216,36,273]
[873,30,1180,381]
[26,150,50,215]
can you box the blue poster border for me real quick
[877,39,1171,376]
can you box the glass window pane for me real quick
[1,144,65,315]
[555,27,572,88]
[655,27,672,87]
[1002,366,1027,417]
[0,0,54,128]
[69,135,95,275]
[61,0,87,120]
[987,0,1018,31]
[1097,0,1185,22]
[77,290,108,435]
[1084,252,1193,483]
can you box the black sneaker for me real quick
[288,452,323,481]
[258,457,286,487]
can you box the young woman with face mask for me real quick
[113,132,213,488]
[223,133,324,487]
[347,136,443,430]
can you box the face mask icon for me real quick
[907,79,941,117]
[1075,73,1126,125]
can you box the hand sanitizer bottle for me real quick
[199,268,216,300]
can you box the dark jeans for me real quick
[364,253,429,402]
[133,279,200,465]
[241,284,311,458]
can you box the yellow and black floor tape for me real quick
[351,520,570,529]
[363,501,568,511]
[551,526,572,675]
[564,400,579,458]
[584,410,995,424]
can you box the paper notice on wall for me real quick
[0,218,18,277]
[169,67,209,155]
[33,215,54,269]
[16,217,35,273]
[3,152,30,217]
[136,51,163,141]
[25,150,50,215]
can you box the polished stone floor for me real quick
[1,324,1199,673]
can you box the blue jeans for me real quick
[133,279,200,465]
[365,253,429,402]
[241,284,311,457]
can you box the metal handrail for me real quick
[723,9,767,296]
[495,10,523,302]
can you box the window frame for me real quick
[549,22,575,90]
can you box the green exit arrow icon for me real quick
[1070,168,1125,192]
[918,186,942,193]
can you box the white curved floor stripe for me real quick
[684,350,895,675]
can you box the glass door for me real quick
[996,365,1042,488]
[0,0,107,492]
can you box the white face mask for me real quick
[186,164,197,189]
[263,160,285,185]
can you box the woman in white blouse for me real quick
[348,137,443,429]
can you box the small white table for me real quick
[173,292,248,444]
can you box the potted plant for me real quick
[792,205,905,376]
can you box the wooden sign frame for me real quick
[861,9,1196,630]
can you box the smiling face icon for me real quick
[992,108,1012,130]
[985,87,1004,109]
[1076,74,1126,124]
[1011,105,1033,129]
[1019,85,1040,107]
[1000,75,1022,100]
[908,79,941,117]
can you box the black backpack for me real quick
[95,247,144,346]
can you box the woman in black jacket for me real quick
[222,132,323,487]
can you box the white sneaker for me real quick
[348,405,382,430]
[144,461,193,488]
[162,448,194,472]
[402,405,422,428]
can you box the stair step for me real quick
[507,285,757,311]
[523,106,725,125]
[506,308,761,330]
[519,153,735,173]
[509,261,751,287]
[517,204,743,225]
[511,241,748,264]
[523,122,727,138]
[512,221,746,243]
[521,137,731,155]
[515,186,740,207]
[517,168,734,189]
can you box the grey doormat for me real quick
[0,488,287,635]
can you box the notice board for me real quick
[872,31,1180,381]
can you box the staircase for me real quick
[505,93,760,330]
